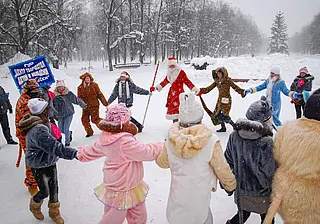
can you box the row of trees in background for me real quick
[0,0,262,70]
[290,12,320,54]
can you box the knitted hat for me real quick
[246,96,273,122]
[299,66,308,74]
[103,103,131,126]
[304,89,320,121]
[270,66,280,75]
[27,98,48,115]
[120,71,130,78]
[168,57,177,67]
[179,92,204,126]
[56,80,65,88]
[22,79,39,94]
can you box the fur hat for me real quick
[179,92,204,126]
[246,96,273,122]
[22,79,39,94]
[80,72,94,81]
[270,66,280,75]
[120,71,130,78]
[304,89,320,121]
[299,66,308,74]
[27,98,48,115]
[56,80,65,88]
[102,103,131,126]
[168,57,177,67]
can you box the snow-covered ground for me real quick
[0,53,319,224]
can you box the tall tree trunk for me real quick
[139,0,144,64]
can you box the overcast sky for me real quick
[225,0,320,37]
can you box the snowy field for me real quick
[1,53,319,224]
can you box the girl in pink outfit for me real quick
[77,103,163,224]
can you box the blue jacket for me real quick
[252,78,292,126]
[108,78,149,108]
[53,87,86,118]
[19,115,77,168]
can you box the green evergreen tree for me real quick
[268,11,289,54]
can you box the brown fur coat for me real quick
[264,118,320,224]
[77,72,108,108]
[200,67,245,119]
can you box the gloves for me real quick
[197,91,202,96]
[8,108,13,114]
[293,92,302,99]
[298,79,305,88]
[150,86,155,92]
[244,89,251,96]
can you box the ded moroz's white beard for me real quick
[167,66,181,83]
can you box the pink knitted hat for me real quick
[299,66,308,74]
[103,103,131,126]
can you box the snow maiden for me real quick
[245,67,300,126]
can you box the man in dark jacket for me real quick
[224,96,276,224]
[290,66,314,119]
[0,86,18,145]
[108,71,150,133]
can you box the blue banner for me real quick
[8,56,55,92]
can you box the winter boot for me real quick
[216,122,226,132]
[48,202,64,224]
[173,119,179,123]
[29,197,44,220]
[85,133,92,138]
[28,187,39,196]
[69,131,73,142]
[7,139,18,145]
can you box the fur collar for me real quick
[234,118,273,139]
[18,115,45,132]
[98,120,138,136]
[168,123,212,158]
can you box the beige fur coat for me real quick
[264,118,320,224]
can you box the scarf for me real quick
[118,80,130,100]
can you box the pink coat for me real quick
[77,131,163,191]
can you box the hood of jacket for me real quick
[80,72,94,83]
[168,123,212,159]
[18,114,45,132]
[234,118,273,140]
[54,87,69,96]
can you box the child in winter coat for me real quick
[198,67,245,132]
[244,67,299,126]
[77,103,163,224]
[19,98,77,224]
[53,80,86,146]
[263,89,320,224]
[290,66,314,119]
[150,57,199,123]
[224,96,276,224]
[15,79,41,195]
[108,71,150,133]
[77,72,108,137]
[156,92,236,224]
